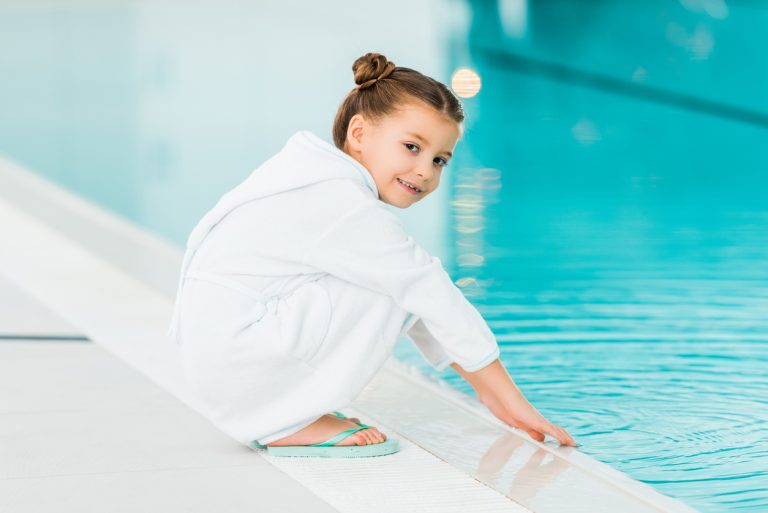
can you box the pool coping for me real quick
[0,155,703,513]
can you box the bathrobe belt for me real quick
[186,269,419,339]
[183,270,325,322]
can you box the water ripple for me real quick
[394,194,768,512]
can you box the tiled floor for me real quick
[0,277,82,340]
[0,278,340,513]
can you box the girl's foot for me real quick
[265,413,387,447]
[322,413,364,425]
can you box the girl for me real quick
[169,52,577,458]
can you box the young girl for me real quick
[168,52,577,458]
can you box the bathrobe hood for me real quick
[186,130,378,252]
[168,130,379,341]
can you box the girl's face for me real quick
[344,102,461,208]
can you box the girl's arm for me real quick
[451,359,579,446]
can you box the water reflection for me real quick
[452,167,501,298]
[476,433,571,503]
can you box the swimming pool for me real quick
[1,2,766,512]
[396,190,768,513]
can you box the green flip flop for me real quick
[250,411,399,458]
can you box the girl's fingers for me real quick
[508,419,546,442]
[544,423,578,446]
[507,417,578,446]
[521,419,578,446]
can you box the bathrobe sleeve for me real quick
[301,199,500,373]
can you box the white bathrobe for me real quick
[168,130,500,445]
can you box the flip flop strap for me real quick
[332,410,370,428]
[311,425,367,447]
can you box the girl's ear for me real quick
[346,114,366,152]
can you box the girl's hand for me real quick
[482,392,578,446]
[451,359,579,447]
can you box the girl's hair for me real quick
[332,52,465,151]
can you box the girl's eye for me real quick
[404,143,448,168]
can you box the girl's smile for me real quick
[396,177,423,194]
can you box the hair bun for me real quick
[353,52,396,91]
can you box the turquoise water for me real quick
[1,2,767,512]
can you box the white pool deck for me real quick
[0,157,703,513]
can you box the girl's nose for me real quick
[415,164,435,181]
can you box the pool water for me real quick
[1,2,766,512]
[396,193,768,513]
